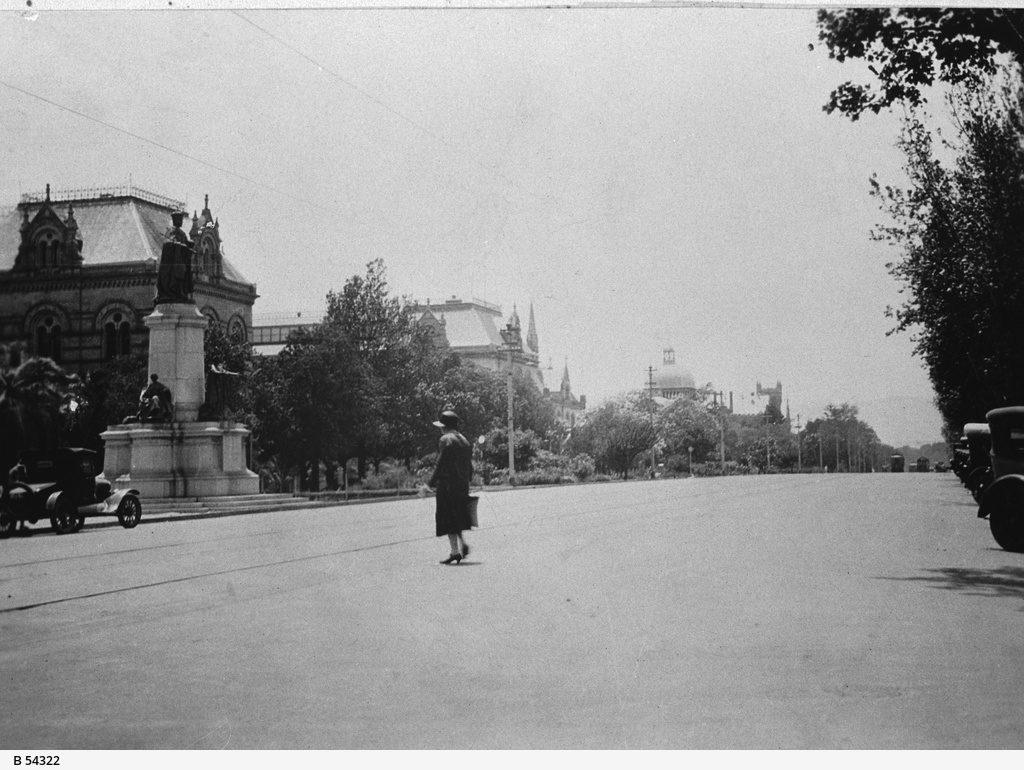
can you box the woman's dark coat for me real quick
[429,430,473,536]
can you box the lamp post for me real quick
[688,445,693,477]
[499,319,522,482]
[77,263,84,375]
[646,366,657,479]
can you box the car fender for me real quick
[101,489,140,514]
[45,490,66,514]
[978,474,1024,519]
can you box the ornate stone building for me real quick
[412,297,587,426]
[755,380,785,418]
[0,185,257,372]
[412,297,545,388]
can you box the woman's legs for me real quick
[447,533,460,555]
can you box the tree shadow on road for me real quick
[880,566,1024,610]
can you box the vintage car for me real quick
[962,422,993,502]
[978,407,1024,552]
[0,448,141,537]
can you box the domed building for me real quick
[650,348,698,402]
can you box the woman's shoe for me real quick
[440,553,462,565]
[461,544,470,558]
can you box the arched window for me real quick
[201,307,220,327]
[35,231,60,267]
[35,316,62,362]
[102,312,132,360]
[228,316,247,343]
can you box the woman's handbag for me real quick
[467,495,479,528]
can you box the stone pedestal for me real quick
[145,303,207,423]
[99,421,259,499]
[99,301,258,500]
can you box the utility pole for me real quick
[77,263,84,375]
[796,414,802,471]
[720,417,725,472]
[499,318,523,481]
[712,391,725,472]
[647,366,657,479]
[506,351,515,476]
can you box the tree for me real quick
[62,352,147,456]
[420,363,558,455]
[656,398,719,464]
[570,394,656,479]
[819,8,1024,439]
[322,259,437,478]
[817,8,1024,119]
[270,322,367,489]
[803,403,882,473]
[479,427,542,471]
[873,79,1024,438]
[0,352,77,474]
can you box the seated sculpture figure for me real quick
[124,374,173,424]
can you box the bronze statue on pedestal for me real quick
[155,211,194,304]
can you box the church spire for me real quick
[526,302,539,354]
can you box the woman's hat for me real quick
[432,409,460,428]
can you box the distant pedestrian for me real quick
[427,408,473,564]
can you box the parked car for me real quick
[962,423,993,502]
[978,407,1024,552]
[0,448,141,537]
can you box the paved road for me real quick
[1,473,1022,748]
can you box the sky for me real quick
[0,3,946,446]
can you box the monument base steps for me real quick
[99,421,259,500]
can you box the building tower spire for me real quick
[526,302,539,354]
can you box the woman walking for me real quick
[427,409,474,564]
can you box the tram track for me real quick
[0,475,829,615]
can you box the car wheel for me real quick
[990,506,1024,553]
[0,511,15,539]
[50,498,79,535]
[117,495,142,529]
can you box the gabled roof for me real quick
[0,194,250,284]
[417,300,505,349]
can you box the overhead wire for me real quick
[230,10,524,204]
[5,11,578,235]
[0,78,336,214]
[228,9,580,301]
